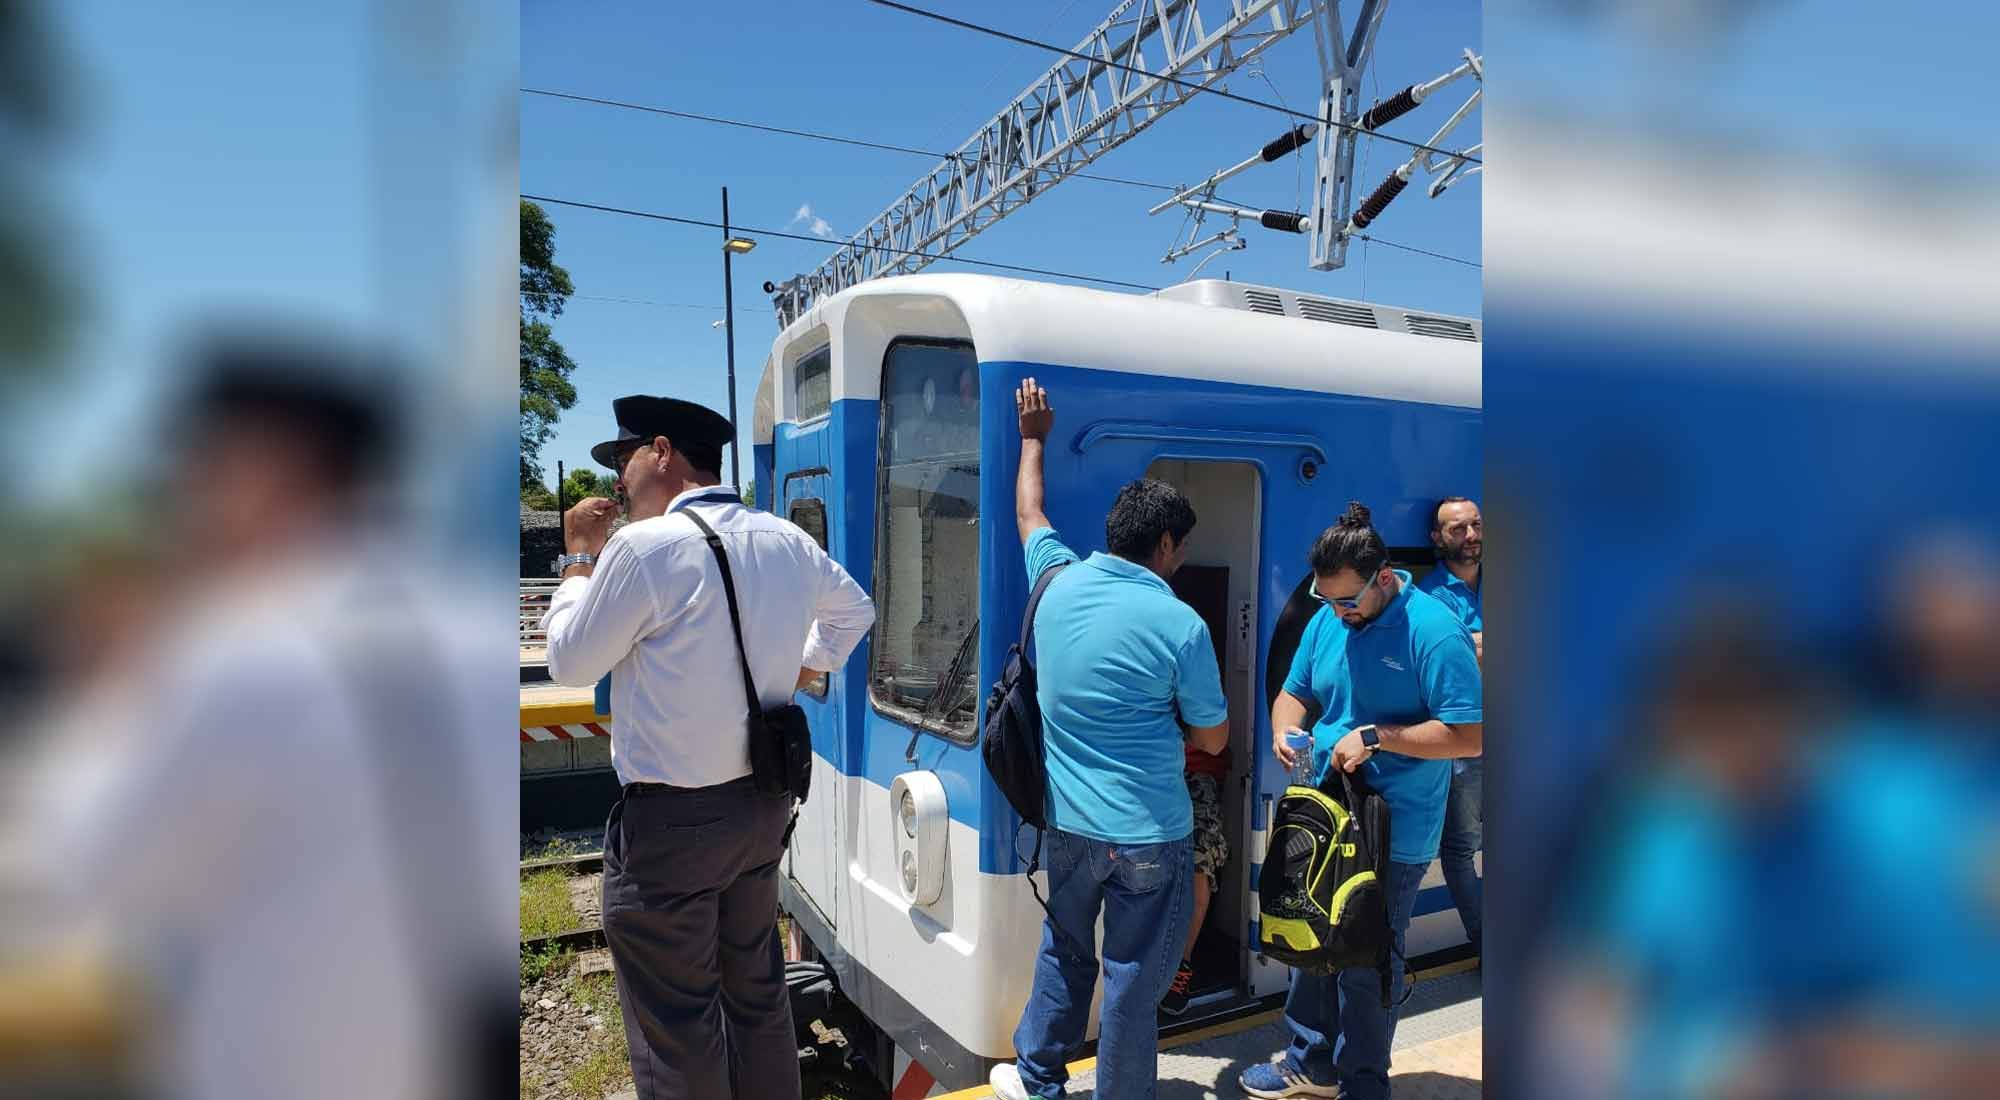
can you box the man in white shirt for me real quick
[541,394,875,1100]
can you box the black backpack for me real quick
[981,563,1077,939]
[981,561,1070,829]
[1258,767,1400,1006]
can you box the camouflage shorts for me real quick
[1187,772,1228,884]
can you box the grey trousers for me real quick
[601,775,799,1100]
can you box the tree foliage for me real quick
[561,468,612,503]
[520,200,577,487]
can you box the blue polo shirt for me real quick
[1024,527,1229,844]
[1415,563,1482,632]
[1281,572,1483,862]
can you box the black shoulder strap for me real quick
[1338,768,1410,1009]
[1018,560,1072,663]
[683,507,762,718]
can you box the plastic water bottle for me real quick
[1284,729,1316,787]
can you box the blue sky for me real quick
[15,1,515,513]
[522,0,1484,492]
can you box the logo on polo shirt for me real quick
[1380,656,1405,672]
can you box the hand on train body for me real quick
[564,497,617,556]
[1016,378,1053,440]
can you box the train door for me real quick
[783,467,843,932]
[1147,458,1264,1012]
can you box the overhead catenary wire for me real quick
[862,0,1479,166]
[520,193,1165,292]
[1352,233,1480,269]
[522,91,1482,271]
[522,88,1177,193]
[568,295,724,310]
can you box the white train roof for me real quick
[753,274,1481,445]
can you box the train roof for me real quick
[753,274,1481,444]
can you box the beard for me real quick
[1452,542,1482,564]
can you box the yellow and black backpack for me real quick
[1258,768,1395,1003]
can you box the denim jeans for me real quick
[1438,756,1483,950]
[1279,859,1430,1100]
[1011,827,1193,1099]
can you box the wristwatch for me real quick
[1355,724,1381,753]
[550,551,596,576]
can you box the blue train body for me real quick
[750,274,1481,1092]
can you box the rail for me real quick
[520,578,559,645]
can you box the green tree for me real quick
[521,482,558,511]
[743,479,756,509]
[1,2,79,383]
[561,468,612,502]
[520,200,576,488]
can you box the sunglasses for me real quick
[1311,568,1385,610]
[611,439,653,467]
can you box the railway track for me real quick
[520,850,604,877]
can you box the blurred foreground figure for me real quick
[0,327,513,1099]
[1539,594,2000,1098]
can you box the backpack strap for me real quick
[1338,769,1411,1009]
[1018,560,1072,664]
[1017,560,1083,960]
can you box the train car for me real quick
[750,273,1481,1095]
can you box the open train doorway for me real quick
[1146,457,1261,1015]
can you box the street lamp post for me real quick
[720,188,757,497]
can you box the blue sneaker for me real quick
[1238,1060,1342,1098]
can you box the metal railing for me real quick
[520,579,559,646]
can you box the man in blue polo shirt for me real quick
[1416,496,1483,955]
[1241,502,1482,1100]
[990,379,1230,1100]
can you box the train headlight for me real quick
[889,771,948,907]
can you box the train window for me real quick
[792,348,832,424]
[788,498,832,699]
[795,344,831,421]
[869,338,981,742]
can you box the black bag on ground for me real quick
[685,511,813,808]
[1258,767,1398,1005]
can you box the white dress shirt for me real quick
[541,486,876,788]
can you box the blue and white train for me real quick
[751,274,1481,1096]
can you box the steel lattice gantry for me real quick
[769,0,1323,325]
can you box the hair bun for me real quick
[1338,501,1372,528]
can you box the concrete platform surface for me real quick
[944,968,1481,1099]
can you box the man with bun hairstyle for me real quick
[1239,502,1483,1100]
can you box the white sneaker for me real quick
[988,1061,1033,1100]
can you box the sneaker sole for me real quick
[1239,1076,1342,1099]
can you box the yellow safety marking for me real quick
[1409,955,1480,982]
[518,700,608,728]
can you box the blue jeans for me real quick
[1439,757,1483,950]
[1280,860,1430,1100]
[1012,827,1193,1100]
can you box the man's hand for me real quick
[1014,378,1053,541]
[1016,379,1053,440]
[1331,726,1378,773]
[1470,630,1483,663]
[564,497,618,557]
[795,666,823,692]
[1272,725,1309,770]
